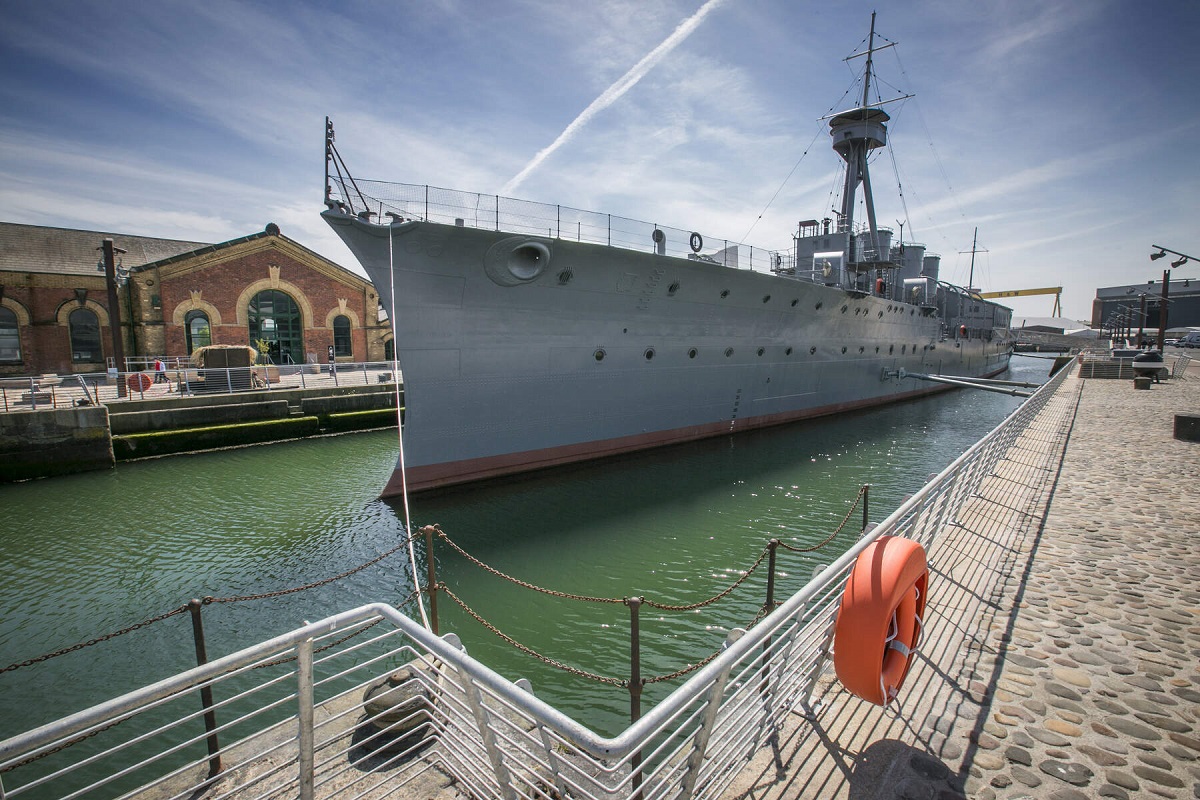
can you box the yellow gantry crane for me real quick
[974,286,1063,317]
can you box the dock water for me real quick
[721,362,1200,799]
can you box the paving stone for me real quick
[1132,764,1185,789]
[1028,727,1071,747]
[1045,719,1081,737]
[1010,765,1042,788]
[1169,732,1200,752]
[1051,667,1092,688]
[1009,731,1035,748]
[1078,744,1127,767]
[1038,760,1094,786]
[1106,716,1163,741]
[1097,784,1129,799]
[1105,769,1140,791]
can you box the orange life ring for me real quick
[126,372,153,392]
[875,277,886,295]
[833,535,928,706]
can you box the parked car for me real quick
[1179,332,1200,348]
[1164,338,1180,347]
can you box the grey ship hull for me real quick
[323,212,1011,496]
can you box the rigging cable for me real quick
[739,74,861,244]
[389,225,431,631]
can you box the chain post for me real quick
[862,484,870,532]
[188,599,222,778]
[626,596,644,799]
[424,525,439,635]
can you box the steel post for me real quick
[188,599,222,778]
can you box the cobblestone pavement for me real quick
[722,364,1200,800]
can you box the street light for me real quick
[1148,244,1195,350]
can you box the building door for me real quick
[248,290,303,365]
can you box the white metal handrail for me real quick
[0,358,1078,800]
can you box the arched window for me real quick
[185,310,212,355]
[333,315,352,357]
[248,290,303,365]
[384,338,394,362]
[0,307,20,363]
[69,308,103,363]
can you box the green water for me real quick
[0,358,1046,739]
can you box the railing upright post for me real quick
[425,184,429,221]
[188,599,222,778]
[424,525,439,635]
[862,484,870,532]
[297,637,315,800]
[680,628,745,799]
[761,540,779,697]
[626,595,644,798]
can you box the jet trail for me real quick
[499,0,726,196]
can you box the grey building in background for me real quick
[1092,274,1199,335]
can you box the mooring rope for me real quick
[389,223,431,632]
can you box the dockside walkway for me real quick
[720,362,1200,799]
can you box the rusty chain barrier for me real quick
[0,530,421,675]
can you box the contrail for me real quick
[499,0,726,196]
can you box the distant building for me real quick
[1092,275,1200,336]
[0,221,391,377]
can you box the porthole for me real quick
[762,295,771,304]
[725,347,734,358]
[855,308,861,315]
[841,305,849,313]
[688,348,697,359]
[878,311,883,318]
[809,346,817,355]
[645,348,655,360]
[841,346,847,354]
[720,289,730,298]
[668,281,680,295]
[875,346,880,353]
[858,346,865,353]
[594,349,606,361]
[815,301,823,310]
[902,345,907,354]
[889,345,894,354]
[791,298,799,307]
[785,347,793,356]
[757,347,765,357]
[557,268,573,285]
[887,305,893,312]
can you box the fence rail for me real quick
[0,361,403,413]
[0,358,1078,800]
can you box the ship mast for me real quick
[829,13,890,282]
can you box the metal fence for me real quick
[0,361,403,413]
[331,179,794,275]
[0,358,1078,800]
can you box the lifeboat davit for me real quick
[833,535,928,706]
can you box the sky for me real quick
[2,0,1198,324]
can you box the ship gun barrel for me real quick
[884,368,1035,398]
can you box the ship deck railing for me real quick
[329,178,797,275]
[0,357,1078,800]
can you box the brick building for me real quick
[0,221,391,377]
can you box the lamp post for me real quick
[1149,245,1195,350]
[99,239,128,397]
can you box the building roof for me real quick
[0,221,209,276]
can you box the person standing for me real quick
[154,358,168,384]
